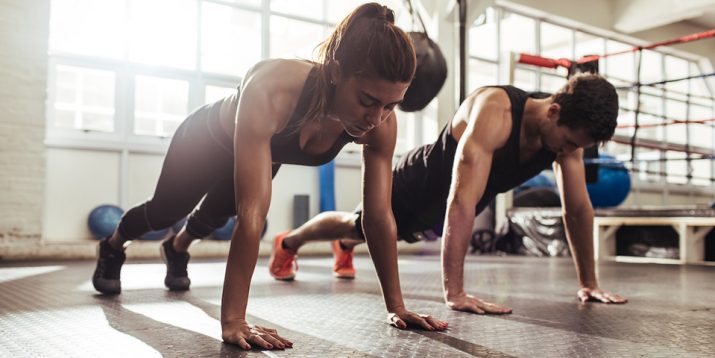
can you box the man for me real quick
[269,73,627,314]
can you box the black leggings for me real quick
[117,100,279,239]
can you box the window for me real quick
[540,22,571,59]
[201,2,262,77]
[48,0,428,159]
[52,65,116,133]
[134,76,189,137]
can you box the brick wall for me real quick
[0,0,49,243]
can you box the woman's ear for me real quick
[328,61,342,85]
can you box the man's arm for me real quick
[554,149,627,304]
[441,90,513,314]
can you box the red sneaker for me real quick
[331,240,355,279]
[268,231,298,281]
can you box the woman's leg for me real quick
[94,103,232,294]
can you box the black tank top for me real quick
[268,66,355,166]
[216,66,354,175]
[391,85,557,227]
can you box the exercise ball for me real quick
[172,217,187,234]
[88,205,124,239]
[140,227,170,241]
[212,217,236,241]
[586,154,631,208]
[399,32,448,112]
[515,173,555,194]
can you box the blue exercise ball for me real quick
[172,217,187,234]
[140,227,170,241]
[212,216,236,240]
[516,173,555,194]
[88,205,124,239]
[586,154,631,208]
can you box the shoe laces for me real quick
[334,246,353,269]
[277,247,298,273]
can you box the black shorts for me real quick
[352,201,443,244]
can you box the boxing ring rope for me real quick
[516,29,715,69]
[513,27,715,203]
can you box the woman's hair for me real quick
[552,73,619,143]
[303,3,417,122]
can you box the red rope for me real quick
[576,28,715,64]
[518,29,715,69]
[617,117,715,129]
[516,53,572,69]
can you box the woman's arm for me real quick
[220,69,293,350]
[360,112,447,331]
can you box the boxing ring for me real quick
[501,29,715,266]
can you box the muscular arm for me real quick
[360,112,446,331]
[555,149,627,304]
[221,67,294,349]
[441,91,513,314]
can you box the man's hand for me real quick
[446,293,512,314]
[577,287,628,304]
[387,307,448,331]
[222,319,293,350]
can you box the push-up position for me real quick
[91,3,446,350]
[269,73,628,314]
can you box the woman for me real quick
[91,3,447,350]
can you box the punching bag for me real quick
[399,32,448,112]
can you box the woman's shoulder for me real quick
[243,59,315,92]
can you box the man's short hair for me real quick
[552,73,619,143]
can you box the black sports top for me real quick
[391,86,557,228]
[268,66,355,166]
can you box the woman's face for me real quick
[330,75,410,138]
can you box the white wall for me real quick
[44,149,120,242]
[42,147,364,243]
[0,0,49,244]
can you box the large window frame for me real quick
[46,0,423,160]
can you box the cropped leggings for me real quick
[116,100,280,239]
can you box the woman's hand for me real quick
[222,318,293,350]
[446,292,512,314]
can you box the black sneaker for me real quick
[160,236,191,291]
[92,238,126,294]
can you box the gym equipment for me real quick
[586,155,631,208]
[172,217,187,234]
[400,31,448,112]
[515,173,555,194]
[88,204,124,239]
[140,227,170,241]
[212,217,236,240]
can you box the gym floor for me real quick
[0,254,713,357]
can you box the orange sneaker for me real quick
[269,231,298,281]
[331,240,355,279]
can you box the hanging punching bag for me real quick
[399,31,448,112]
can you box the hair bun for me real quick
[361,3,394,23]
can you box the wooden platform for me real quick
[594,208,715,266]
